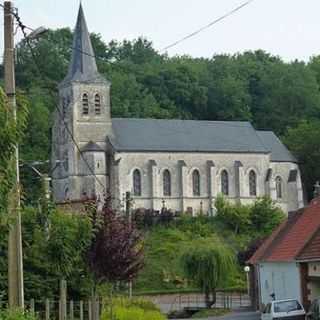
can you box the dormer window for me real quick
[94,94,101,115]
[82,93,89,115]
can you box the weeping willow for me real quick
[181,240,236,308]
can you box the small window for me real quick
[275,176,283,199]
[276,176,283,199]
[64,187,69,199]
[192,170,200,196]
[133,169,142,196]
[249,170,257,196]
[62,97,67,117]
[221,170,229,195]
[82,93,89,115]
[63,152,69,172]
[94,94,101,115]
[163,169,171,196]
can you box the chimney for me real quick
[314,181,320,199]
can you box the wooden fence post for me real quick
[45,299,50,320]
[30,299,35,315]
[88,300,92,320]
[79,300,84,320]
[59,279,67,320]
[70,300,74,320]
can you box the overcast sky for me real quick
[3,0,320,62]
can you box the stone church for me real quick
[52,5,304,214]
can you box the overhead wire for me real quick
[161,0,256,52]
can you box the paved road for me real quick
[205,311,260,320]
[172,311,260,320]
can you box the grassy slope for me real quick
[134,217,252,294]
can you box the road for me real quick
[202,311,260,320]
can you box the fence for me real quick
[25,298,101,320]
[143,291,251,314]
[13,291,251,318]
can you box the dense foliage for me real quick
[0,309,37,320]
[134,197,282,293]
[5,28,319,202]
[215,195,285,235]
[101,297,166,320]
[0,88,28,219]
[87,206,144,285]
[0,206,92,302]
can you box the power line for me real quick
[161,0,256,52]
[12,9,107,193]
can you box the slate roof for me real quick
[248,197,320,264]
[257,131,297,163]
[109,119,295,161]
[81,141,104,152]
[61,4,106,85]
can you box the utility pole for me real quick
[4,1,24,308]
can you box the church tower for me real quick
[52,4,111,202]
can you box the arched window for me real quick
[94,94,101,115]
[133,169,142,196]
[221,170,229,195]
[276,176,283,199]
[249,170,257,196]
[62,97,67,117]
[82,93,89,115]
[163,170,171,196]
[192,170,200,196]
[64,187,69,199]
[63,151,69,172]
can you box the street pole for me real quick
[4,1,24,309]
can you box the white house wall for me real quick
[258,262,302,307]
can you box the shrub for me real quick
[101,297,166,320]
[0,309,37,320]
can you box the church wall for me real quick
[112,151,276,214]
[269,162,303,212]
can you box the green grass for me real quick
[133,216,249,293]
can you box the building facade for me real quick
[248,197,320,310]
[51,5,304,214]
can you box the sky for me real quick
[2,0,320,62]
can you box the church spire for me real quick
[63,4,103,84]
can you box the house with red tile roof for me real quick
[248,197,320,310]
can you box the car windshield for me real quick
[274,300,302,313]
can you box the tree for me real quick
[87,206,144,286]
[0,88,28,221]
[250,197,284,235]
[181,240,235,308]
[284,120,320,200]
[215,195,251,234]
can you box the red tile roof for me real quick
[248,197,320,263]
[297,229,320,261]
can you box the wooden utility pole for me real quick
[4,0,24,309]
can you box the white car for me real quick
[261,299,306,320]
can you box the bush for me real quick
[101,297,166,320]
[0,309,37,320]
[215,195,284,236]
